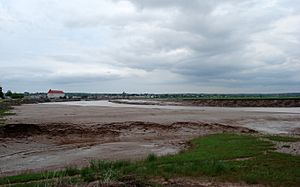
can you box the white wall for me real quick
[47,93,65,99]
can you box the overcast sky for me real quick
[0,0,300,93]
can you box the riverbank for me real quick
[111,98,300,107]
[1,133,300,186]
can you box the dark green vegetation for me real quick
[1,134,300,186]
[0,108,9,124]
[0,100,15,124]
[0,87,4,99]
[5,90,24,99]
[265,135,300,142]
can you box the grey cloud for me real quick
[0,0,299,93]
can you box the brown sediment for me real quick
[150,177,265,187]
[1,102,299,176]
[0,121,255,176]
[184,99,300,107]
[112,98,300,107]
[0,121,255,140]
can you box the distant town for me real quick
[1,85,300,101]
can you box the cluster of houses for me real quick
[1,87,157,100]
[0,83,66,100]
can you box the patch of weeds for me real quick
[146,153,158,162]
[80,167,96,182]
[89,160,132,182]
[113,160,132,169]
[64,166,80,176]
[0,108,14,116]
[0,171,66,185]
[244,173,259,184]
[200,160,232,176]
[265,135,300,142]
[101,167,119,183]
[0,107,15,124]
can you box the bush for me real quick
[11,93,24,99]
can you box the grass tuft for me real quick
[64,166,80,176]
[146,153,158,162]
[80,167,96,182]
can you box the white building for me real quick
[47,89,65,99]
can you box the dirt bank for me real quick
[0,121,254,139]
[112,98,300,107]
[182,99,300,107]
[0,121,254,176]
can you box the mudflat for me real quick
[1,101,299,176]
[7,101,300,134]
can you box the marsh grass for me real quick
[64,166,80,176]
[146,153,158,162]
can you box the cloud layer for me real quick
[0,0,299,93]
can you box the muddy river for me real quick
[41,100,300,134]
[44,100,300,114]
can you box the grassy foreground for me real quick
[1,133,300,186]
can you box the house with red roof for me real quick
[47,89,65,99]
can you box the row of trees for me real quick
[4,90,24,99]
[0,88,24,99]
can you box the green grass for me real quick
[0,108,15,124]
[0,169,80,185]
[1,133,300,186]
[0,100,15,124]
[0,108,9,115]
[7,176,82,187]
[146,153,158,162]
[0,109,15,116]
[265,135,300,142]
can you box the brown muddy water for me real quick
[43,100,300,134]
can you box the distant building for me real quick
[47,89,65,99]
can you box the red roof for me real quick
[48,89,64,94]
